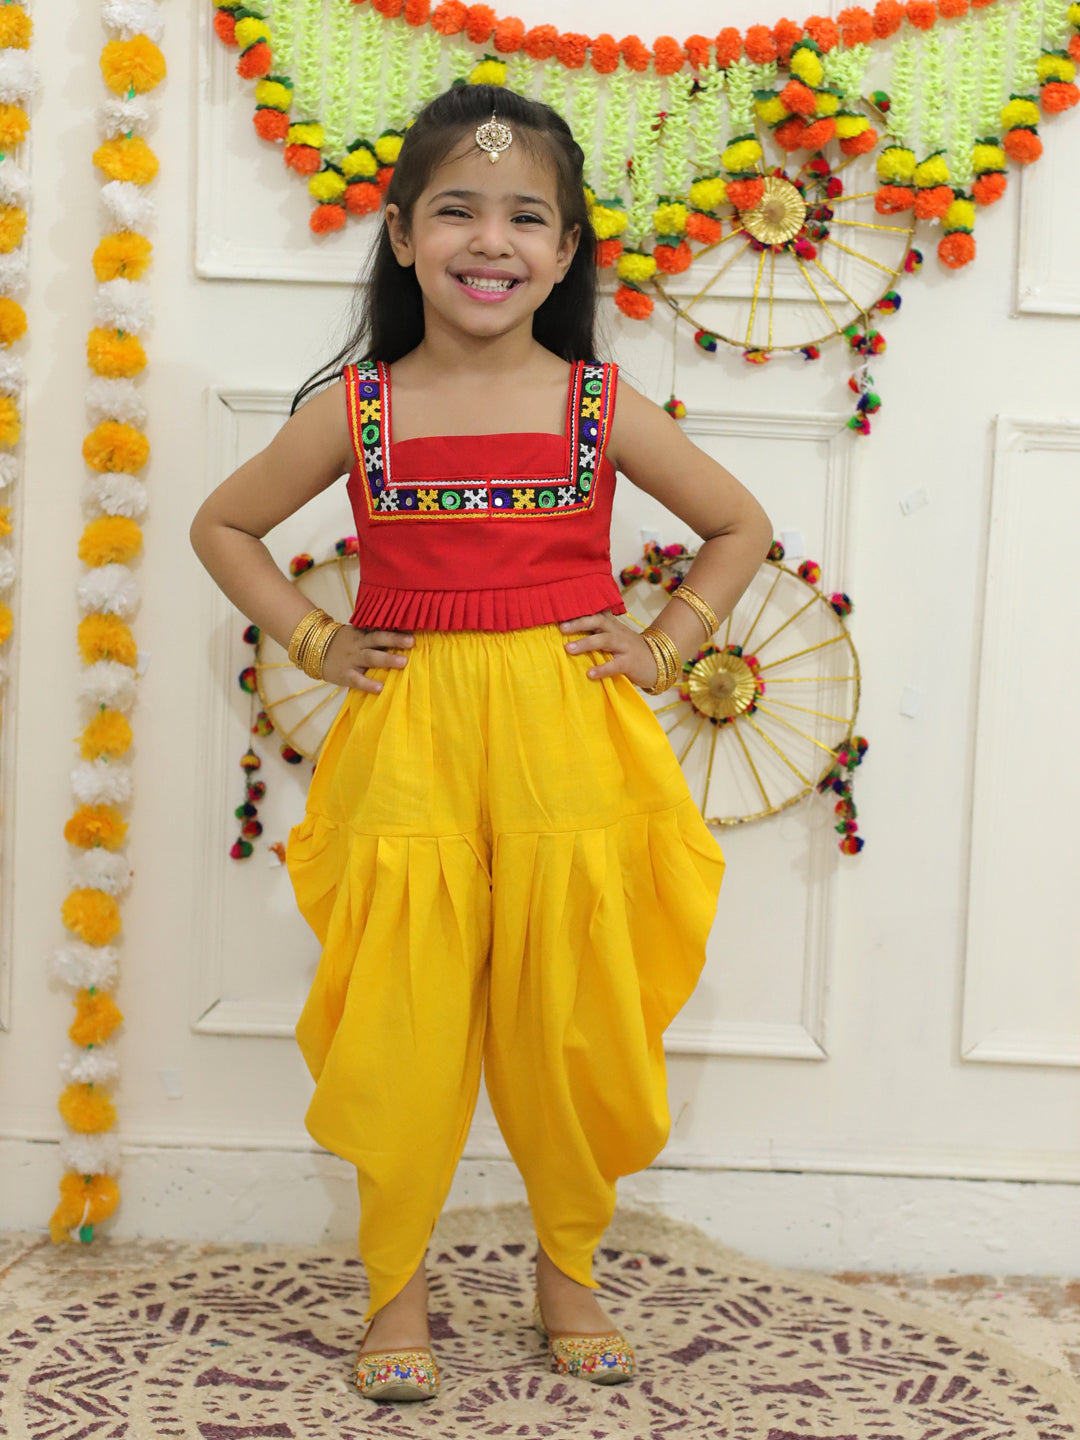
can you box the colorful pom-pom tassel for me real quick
[797,560,821,584]
[693,329,718,353]
[664,397,687,418]
[281,744,303,764]
[243,623,260,644]
[829,592,853,617]
[289,553,315,576]
[767,540,785,561]
[238,665,256,693]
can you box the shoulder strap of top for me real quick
[569,360,618,488]
[341,359,390,494]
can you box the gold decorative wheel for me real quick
[621,552,861,826]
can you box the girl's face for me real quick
[384,135,580,339]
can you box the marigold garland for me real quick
[50,0,165,1248]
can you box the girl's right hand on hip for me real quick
[323,625,414,693]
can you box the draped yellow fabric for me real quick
[285,621,725,1322]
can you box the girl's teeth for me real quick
[459,276,515,290]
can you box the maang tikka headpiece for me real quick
[475,108,513,163]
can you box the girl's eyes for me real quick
[437,207,544,224]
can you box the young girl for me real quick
[190,82,772,1404]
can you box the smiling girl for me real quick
[189,82,772,1404]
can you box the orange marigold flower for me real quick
[686,212,723,242]
[430,0,465,33]
[77,613,138,667]
[376,166,394,193]
[914,184,953,218]
[1069,32,1080,63]
[404,0,431,23]
[614,285,654,319]
[79,514,142,566]
[744,25,777,62]
[0,104,29,150]
[345,181,382,214]
[0,205,27,253]
[213,8,237,43]
[93,136,159,184]
[64,804,129,852]
[69,989,125,1047]
[310,203,346,234]
[972,171,1006,204]
[799,117,837,149]
[555,32,589,68]
[727,177,765,209]
[839,126,879,155]
[654,240,693,273]
[100,36,166,95]
[0,394,19,446]
[714,27,742,65]
[373,0,404,12]
[284,144,321,174]
[0,6,32,48]
[652,36,685,73]
[254,108,290,141]
[1041,80,1079,113]
[772,19,804,62]
[83,422,149,476]
[1003,127,1043,163]
[464,4,496,42]
[237,39,272,77]
[87,327,147,378]
[92,232,153,282]
[684,35,712,69]
[938,230,975,267]
[873,0,905,37]
[837,6,875,44]
[58,1083,117,1135]
[522,23,558,58]
[81,709,134,761]
[937,0,969,15]
[905,0,937,28]
[774,115,809,151]
[0,296,26,345]
[780,79,818,115]
[875,184,915,212]
[493,16,524,50]
[590,34,620,72]
[594,237,623,267]
[618,34,652,71]
[804,15,840,49]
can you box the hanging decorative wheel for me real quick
[253,548,359,762]
[620,550,861,826]
[652,111,916,357]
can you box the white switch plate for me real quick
[136,649,151,677]
[899,488,928,515]
[779,528,804,558]
[899,685,922,718]
[158,1068,184,1100]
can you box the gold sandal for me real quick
[532,1288,636,1383]
[353,1318,439,1402]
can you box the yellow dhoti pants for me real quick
[285,621,725,1323]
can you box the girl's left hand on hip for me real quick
[559,610,662,689]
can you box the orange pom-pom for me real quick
[618,35,652,71]
[972,171,1006,204]
[726,177,765,209]
[555,32,589,68]
[464,4,496,43]
[284,144,321,175]
[430,0,466,33]
[83,421,149,476]
[213,7,237,43]
[937,0,969,15]
[237,39,272,78]
[652,35,685,74]
[875,184,915,212]
[774,115,809,151]
[743,24,777,62]
[100,36,167,95]
[684,35,711,69]
[779,79,818,116]
[404,0,431,20]
[58,1083,117,1134]
[344,181,382,214]
[913,184,953,218]
[61,887,122,945]
[839,126,878,155]
[804,15,840,50]
[714,27,742,65]
[87,327,147,379]
[938,230,975,268]
[522,22,558,58]
[614,284,654,319]
[837,6,875,44]
[80,709,134,760]
[873,0,905,37]
[799,117,837,150]
[0,296,26,345]
[594,237,623,267]
[372,0,404,13]
[1070,33,1080,63]
[492,16,524,50]
[653,240,692,273]
[78,514,143,566]
[1041,80,1079,114]
[310,203,346,234]
[686,212,723,242]
[69,989,125,1047]
[254,107,290,141]
[905,0,937,28]
[589,34,619,72]
[1003,127,1043,163]
[76,613,138,667]
[64,804,129,852]
[772,19,804,62]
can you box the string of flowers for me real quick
[0,5,33,794]
[48,0,165,1246]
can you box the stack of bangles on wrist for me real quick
[288,606,344,680]
[637,583,721,696]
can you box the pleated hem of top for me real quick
[349,573,628,631]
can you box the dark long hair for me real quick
[290,83,609,414]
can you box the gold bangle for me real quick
[648,624,683,682]
[300,617,344,680]
[288,607,330,668]
[639,624,682,695]
[671,582,720,640]
[296,615,334,674]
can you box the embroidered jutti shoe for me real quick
[532,1289,636,1383]
[353,1319,440,1402]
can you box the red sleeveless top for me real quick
[342,357,626,631]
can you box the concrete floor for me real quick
[1,1230,1079,1384]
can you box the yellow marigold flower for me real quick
[374,133,402,164]
[721,138,763,173]
[100,36,166,95]
[590,204,627,240]
[87,327,147,379]
[79,515,143,567]
[1000,96,1040,130]
[309,169,346,202]
[70,988,124,1046]
[93,136,159,185]
[790,44,824,89]
[83,422,150,476]
[914,153,950,187]
[688,176,727,210]
[0,297,26,346]
[835,113,870,139]
[653,202,687,236]
[1037,53,1076,83]
[50,1172,120,1242]
[64,804,128,852]
[77,613,137,666]
[0,5,32,48]
[1069,3,1080,23]
[876,145,916,183]
[469,59,507,85]
[254,78,292,110]
[0,206,26,254]
[0,394,19,446]
[62,888,122,946]
[235,16,271,47]
[971,142,1006,173]
[944,197,976,231]
[0,603,10,645]
[755,95,789,126]
[814,92,840,116]
[81,709,134,761]
[0,104,29,150]
[58,1083,117,1135]
[0,505,11,538]
[616,251,657,283]
[93,232,152,282]
[342,146,377,179]
[287,122,324,148]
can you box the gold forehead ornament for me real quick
[475,110,513,163]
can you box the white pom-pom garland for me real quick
[70,847,133,897]
[0,453,17,491]
[98,93,155,140]
[0,546,15,593]
[0,51,37,106]
[60,1043,121,1087]
[60,1133,122,1177]
[82,472,148,519]
[86,377,147,430]
[0,352,25,397]
[102,0,165,43]
[100,179,157,234]
[0,159,29,210]
[93,279,152,336]
[76,562,139,617]
[51,941,120,991]
[71,758,133,807]
[78,659,137,711]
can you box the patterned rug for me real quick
[2,1200,1078,1438]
